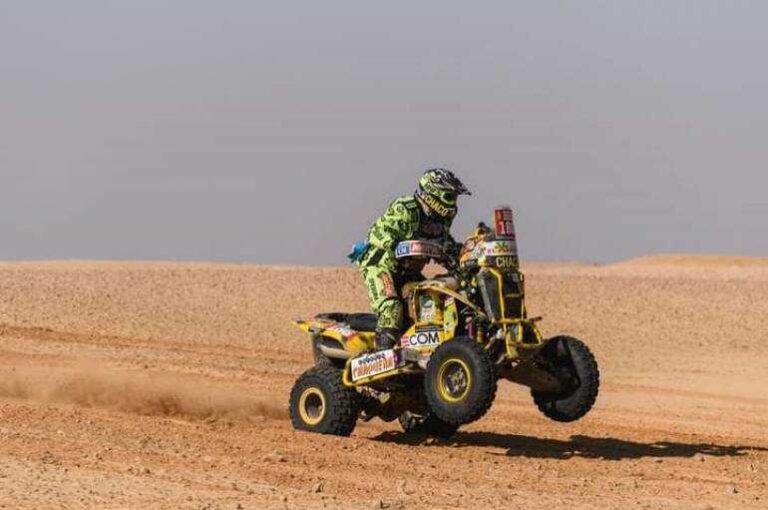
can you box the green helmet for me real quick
[415,168,471,219]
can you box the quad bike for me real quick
[289,207,599,438]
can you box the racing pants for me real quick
[360,265,404,330]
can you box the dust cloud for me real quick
[0,365,286,421]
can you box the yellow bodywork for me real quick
[293,225,550,389]
[293,318,375,355]
[293,280,478,387]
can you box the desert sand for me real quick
[0,257,766,509]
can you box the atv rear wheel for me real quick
[532,336,600,423]
[398,411,459,438]
[289,366,358,436]
[424,337,497,426]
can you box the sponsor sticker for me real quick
[350,350,398,382]
[495,208,515,237]
[495,255,518,270]
[483,240,518,257]
[419,297,436,322]
[420,307,435,322]
[328,324,355,337]
[380,272,396,298]
[400,327,442,350]
[443,297,457,332]
[395,243,411,258]
[395,241,444,260]
[423,194,453,218]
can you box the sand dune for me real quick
[0,259,766,509]
[615,253,768,268]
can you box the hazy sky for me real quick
[2,2,767,264]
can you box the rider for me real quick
[355,168,471,351]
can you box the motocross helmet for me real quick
[415,168,471,219]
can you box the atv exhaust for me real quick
[318,344,352,360]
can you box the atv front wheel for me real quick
[532,336,600,423]
[398,411,459,438]
[289,366,358,436]
[424,337,497,426]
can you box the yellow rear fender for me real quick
[293,319,375,355]
[293,319,314,334]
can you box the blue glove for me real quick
[347,242,370,264]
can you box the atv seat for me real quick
[345,313,412,334]
[314,312,378,333]
[345,313,378,333]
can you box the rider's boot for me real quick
[374,327,400,351]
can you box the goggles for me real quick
[431,189,458,205]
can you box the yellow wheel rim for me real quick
[298,387,326,426]
[436,358,472,403]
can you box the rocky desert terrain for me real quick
[0,257,766,509]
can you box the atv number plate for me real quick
[350,350,398,382]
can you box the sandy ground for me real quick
[0,257,766,509]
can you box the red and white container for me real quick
[494,207,516,239]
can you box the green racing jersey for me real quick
[360,196,458,272]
